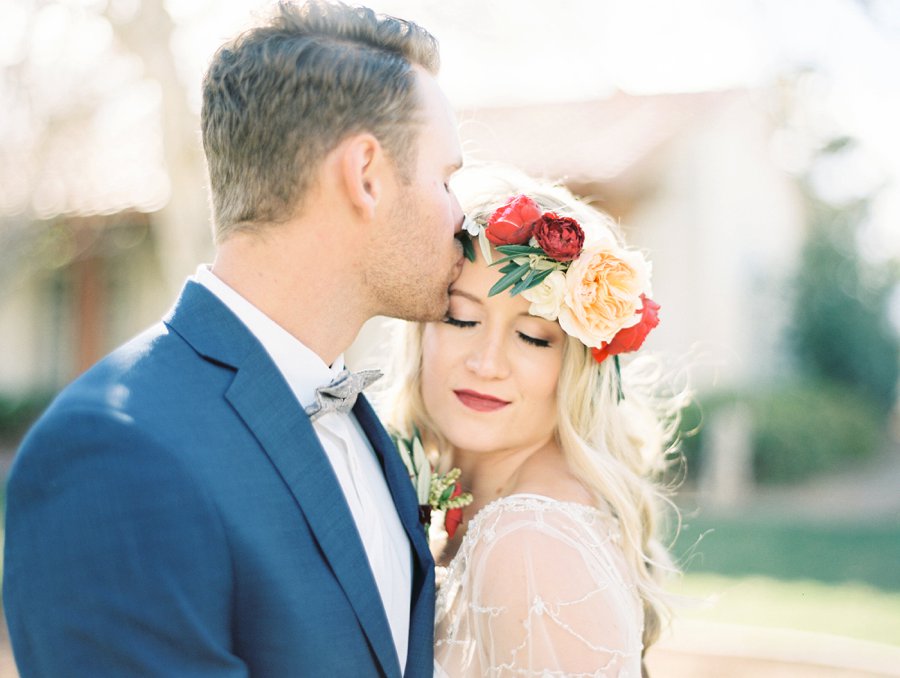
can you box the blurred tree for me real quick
[0,0,209,293]
[102,0,211,291]
[789,143,899,414]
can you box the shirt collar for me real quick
[192,264,344,408]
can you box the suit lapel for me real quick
[354,396,436,677]
[165,283,402,678]
[353,396,432,569]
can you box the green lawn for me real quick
[669,512,900,591]
[671,573,900,647]
[664,512,900,647]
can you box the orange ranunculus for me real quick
[591,295,660,364]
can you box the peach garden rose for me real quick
[557,239,653,349]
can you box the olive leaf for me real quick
[478,229,494,265]
[495,245,543,256]
[508,266,558,296]
[460,235,476,262]
[488,261,532,297]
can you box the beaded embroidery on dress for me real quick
[434,494,643,678]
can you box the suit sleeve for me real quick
[3,407,249,677]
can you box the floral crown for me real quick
[460,194,660,365]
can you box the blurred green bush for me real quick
[680,381,883,485]
[790,195,899,414]
[679,162,899,488]
[0,392,54,446]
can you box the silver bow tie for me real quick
[304,368,383,422]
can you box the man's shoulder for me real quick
[64,321,194,402]
[12,319,236,477]
[32,319,228,441]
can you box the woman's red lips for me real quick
[453,389,511,412]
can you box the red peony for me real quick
[444,482,464,539]
[591,295,661,364]
[533,213,585,261]
[485,194,542,245]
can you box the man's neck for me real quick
[211,228,369,366]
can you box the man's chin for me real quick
[389,289,450,324]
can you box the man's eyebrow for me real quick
[447,159,463,173]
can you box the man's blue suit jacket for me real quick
[3,281,435,677]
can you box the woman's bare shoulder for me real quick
[510,446,595,508]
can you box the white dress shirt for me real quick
[193,265,412,669]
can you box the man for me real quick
[3,2,464,676]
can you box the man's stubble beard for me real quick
[364,189,459,323]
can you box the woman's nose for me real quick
[464,334,510,380]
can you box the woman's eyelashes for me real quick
[444,316,552,347]
[443,315,477,328]
[517,331,551,348]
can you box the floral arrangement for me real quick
[461,194,660,365]
[393,429,473,539]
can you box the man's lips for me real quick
[453,389,511,413]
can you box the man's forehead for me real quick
[413,67,454,121]
[411,67,462,160]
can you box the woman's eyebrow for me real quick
[449,289,482,304]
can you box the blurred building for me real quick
[1,88,804,396]
[0,212,170,394]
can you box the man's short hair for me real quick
[201,1,440,241]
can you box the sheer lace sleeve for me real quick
[435,495,643,678]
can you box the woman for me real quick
[388,170,681,677]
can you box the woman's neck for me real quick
[434,436,562,566]
[452,436,558,510]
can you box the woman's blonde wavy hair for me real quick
[383,165,686,651]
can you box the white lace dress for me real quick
[434,494,643,678]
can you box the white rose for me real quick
[521,270,567,321]
[462,214,481,237]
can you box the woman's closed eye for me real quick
[443,316,478,328]
[518,331,551,348]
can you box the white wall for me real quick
[0,234,170,395]
[627,92,805,389]
[0,271,72,393]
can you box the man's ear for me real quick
[339,133,386,222]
